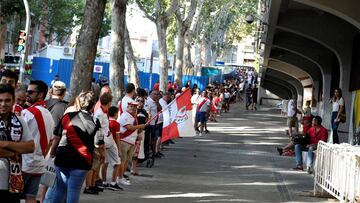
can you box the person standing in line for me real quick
[156,92,171,157]
[245,84,252,110]
[14,87,26,116]
[21,80,55,203]
[44,91,100,203]
[330,88,345,144]
[0,84,34,203]
[194,91,211,137]
[251,84,258,110]
[50,75,59,87]
[40,81,68,203]
[144,90,160,166]
[287,95,300,138]
[94,93,122,191]
[118,102,145,186]
[223,88,231,112]
[131,97,148,175]
[118,83,136,116]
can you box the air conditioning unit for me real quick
[63,47,73,55]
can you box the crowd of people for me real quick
[0,66,259,203]
[277,88,346,174]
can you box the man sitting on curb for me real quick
[293,116,328,174]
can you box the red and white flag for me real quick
[161,88,195,143]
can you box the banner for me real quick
[161,88,195,143]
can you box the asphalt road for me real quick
[80,104,336,203]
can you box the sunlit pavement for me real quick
[80,104,336,203]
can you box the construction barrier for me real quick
[314,141,360,203]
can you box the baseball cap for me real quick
[127,101,139,106]
[53,81,66,90]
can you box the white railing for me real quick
[314,141,360,203]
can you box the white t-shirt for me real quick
[332,97,344,112]
[22,105,54,174]
[191,94,200,105]
[119,111,138,145]
[0,116,32,190]
[287,99,296,117]
[118,95,135,115]
[94,107,115,148]
[145,97,158,126]
[197,97,211,112]
[158,98,168,124]
[224,92,231,99]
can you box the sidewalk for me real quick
[80,103,337,203]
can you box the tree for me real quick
[109,0,127,103]
[69,0,107,99]
[136,0,179,92]
[174,0,197,82]
[191,0,258,70]
[0,0,24,61]
[125,24,140,88]
[30,0,85,46]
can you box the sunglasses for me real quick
[26,90,38,95]
[136,100,144,103]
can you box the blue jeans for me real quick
[44,167,88,203]
[331,111,340,144]
[295,144,315,168]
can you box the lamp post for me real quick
[19,0,31,84]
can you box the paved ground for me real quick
[80,103,337,203]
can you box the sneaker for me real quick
[94,185,104,192]
[158,152,165,157]
[84,187,99,195]
[95,180,104,189]
[102,183,109,188]
[293,165,303,171]
[108,183,123,191]
[118,178,131,186]
[307,167,313,174]
[199,132,203,137]
[276,147,283,156]
[204,130,210,134]
[123,174,130,180]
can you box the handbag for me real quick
[292,134,309,145]
[40,154,56,187]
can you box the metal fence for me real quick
[314,141,360,202]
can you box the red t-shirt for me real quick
[307,126,328,145]
[167,83,173,91]
[153,83,160,91]
[109,119,120,140]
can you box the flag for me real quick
[161,88,195,143]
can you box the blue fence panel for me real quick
[51,60,59,80]
[182,75,209,91]
[92,62,110,81]
[57,59,74,89]
[32,57,210,91]
[32,57,52,85]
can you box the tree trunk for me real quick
[194,43,201,76]
[109,0,127,103]
[203,38,211,66]
[156,19,169,92]
[124,24,140,88]
[38,0,49,49]
[183,30,193,70]
[174,23,185,82]
[0,22,6,62]
[69,0,107,100]
[0,5,5,61]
